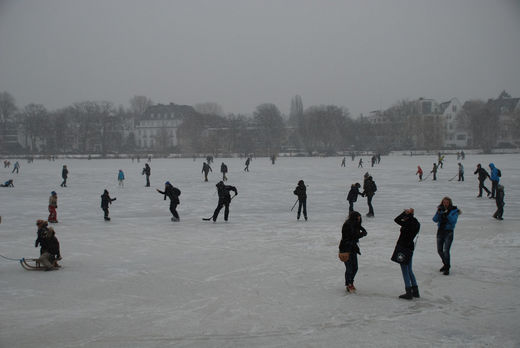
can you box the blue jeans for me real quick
[437,229,454,268]
[400,255,417,288]
[344,252,358,285]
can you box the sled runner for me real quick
[19,258,61,271]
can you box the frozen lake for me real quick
[1,154,519,347]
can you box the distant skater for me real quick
[431,163,438,181]
[244,157,251,172]
[202,162,212,182]
[212,181,237,222]
[293,180,307,221]
[48,191,58,223]
[60,165,68,187]
[142,163,151,187]
[11,161,20,174]
[358,158,363,168]
[488,163,501,199]
[157,181,181,221]
[101,189,116,221]
[457,163,464,181]
[220,162,228,181]
[118,169,125,188]
[416,166,423,181]
[474,164,491,197]
[341,157,346,167]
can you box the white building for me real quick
[439,98,470,148]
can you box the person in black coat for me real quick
[220,162,228,181]
[212,181,237,222]
[60,165,68,187]
[35,219,49,255]
[38,227,62,270]
[202,162,212,182]
[394,208,421,300]
[474,163,491,197]
[347,183,362,214]
[493,184,505,220]
[339,211,367,293]
[362,176,377,217]
[293,180,307,220]
[142,163,151,187]
[101,189,116,221]
[157,181,181,221]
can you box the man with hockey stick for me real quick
[208,181,237,222]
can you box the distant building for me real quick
[135,103,198,150]
[439,98,470,148]
[486,91,520,148]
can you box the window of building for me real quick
[457,134,466,140]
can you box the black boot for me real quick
[411,285,420,298]
[399,287,413,300]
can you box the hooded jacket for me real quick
[433,205,459,231]
[394,211,420,251]
[216,181,237,203]
[489,163,500,182]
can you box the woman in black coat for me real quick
[339,211,367,293]
[394,208,420,300]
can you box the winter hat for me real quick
[51,191,56,195]
[165,181,171,186]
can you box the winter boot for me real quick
[399,287,413,300]
[411,285,420,298]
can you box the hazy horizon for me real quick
[1,0,519,116]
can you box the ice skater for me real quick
[341,157,346,167]
[346,183,362,214]
[220,162,228,181]
[493,184,505,220]
[157,181,181,221]
[416,166,423,181]
[202,162,212,182]
[457,163,464,181]
[48,191,58,223]
[488,163,501,198]
[293,180,308,221]
[474,164,491,197]
[118,169,125,188]
[101,189,116,221]
[431,163,438,181]
[211,181,237,222]
[358,158,363,168]
[11,161,20,174]
[362,175,377,217]
[244,157,251,172]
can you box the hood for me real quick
[489,163,495,169]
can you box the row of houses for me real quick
[365,92,520,149]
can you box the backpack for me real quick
[497,169,501,177]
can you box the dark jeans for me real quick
[348,201,354,213]
[145,175,150,187]
[400,255,417,288]
[478,180,490,196]
[297,198,307,219]
[213,201,230,221]
[170,202,179,220]
[437,229,454,268]
[61,178,67,187]
[344,252,358,285]
[458,173,464,181]
[494,203,504,219]
[102,207,109,218]
[367,195,374,215]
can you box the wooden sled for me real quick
[20,258,61,271]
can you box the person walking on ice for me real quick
[157,181,181,221]
[11,161,20,174]
[60,165,68,187]
[431,163,438,181]
[457,163,464,181]
[211,181,237,222]
[362,175,377,217]
[244,157,251,172]
[416,166,423,181]
[346,183,362,214]
[474,163,491,197]
[118,169,125,188]
[493,184,505,220]
[101,189,116,221]
[358,158,363,168]
[48,191,58,223]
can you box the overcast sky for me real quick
[1,0,519,117]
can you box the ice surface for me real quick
[1,154,519,347]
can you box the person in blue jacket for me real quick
[118,169,125,188]
[488,163,500,199]
[432,196,460,275]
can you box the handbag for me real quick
[338,252,350,262]
[391,244,413,264]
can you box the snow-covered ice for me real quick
[1,154,519,347]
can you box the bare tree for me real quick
[194,102,225,117]
[129,95,153,116]
[253,103,285,155]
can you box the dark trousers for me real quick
[478,180,490,196]
[170,202,179,220]
[102,207,109,218]
[61,178,67,187]
[213,201,230,221]
[490,180,498,198]
[297,198,307,219]
[494,203,504,219]
[344,252,358,285]
[367,195,374,215]
[458,173,464,181]
[437,229,454,268]
[145,175,150,187]
[348,201,354,213]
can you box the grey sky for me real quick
[1,0,519,117]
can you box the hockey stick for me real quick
[448,174,458,182]
[421,172,432,181]
[203,194,237,221]
[290,198,299,211]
